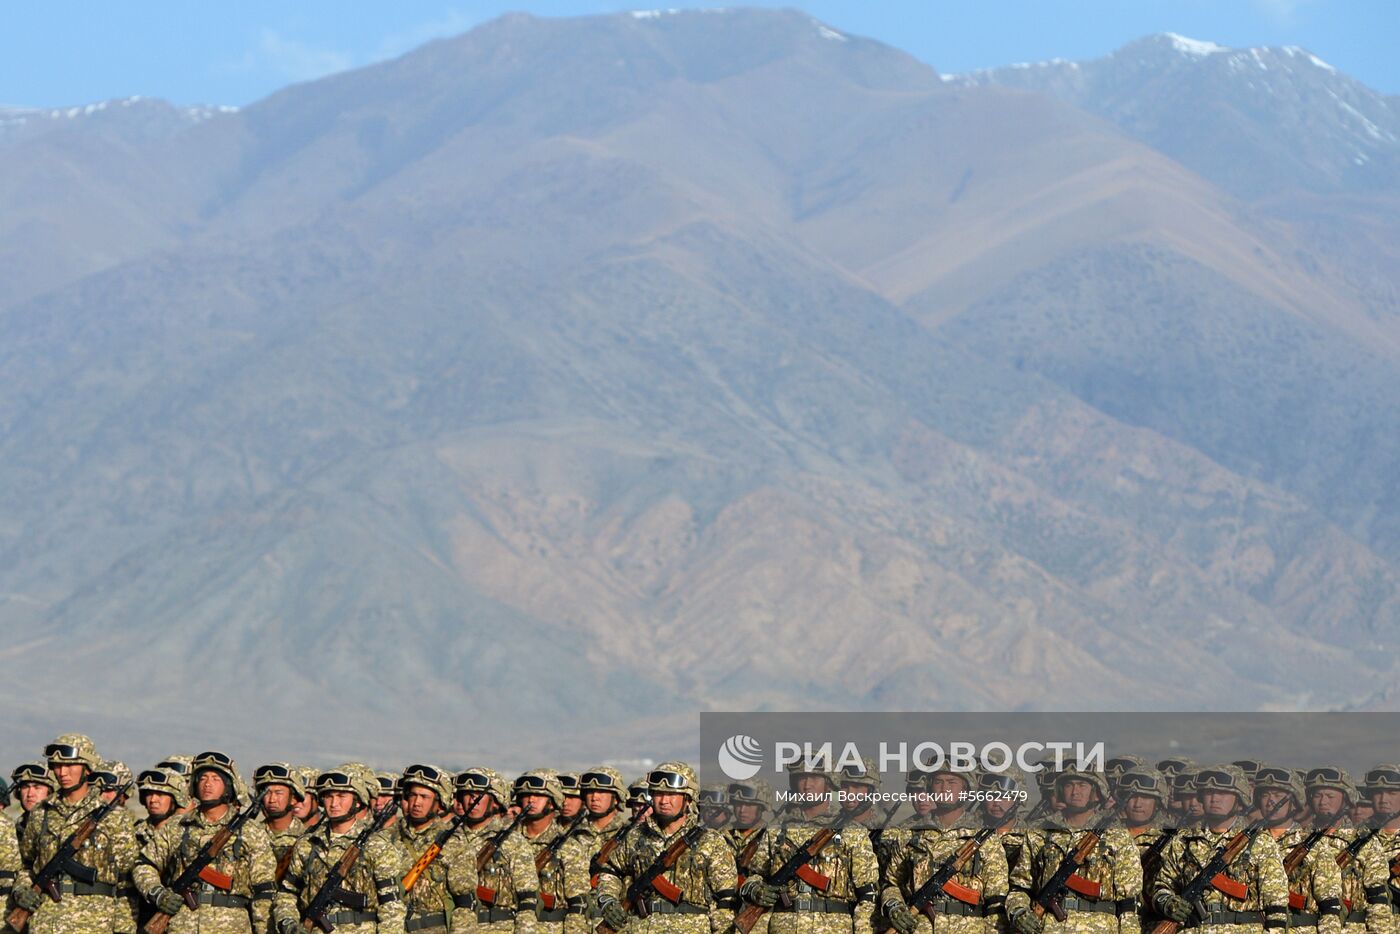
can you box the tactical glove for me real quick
[152,886,185,916]
[1010,908,1044,934]
[886,902,918,934]
[11,885,43,912]
[598,897,629,932]
[1158,895,1195,923]
[740,878,781,908]
[277,919,301,934]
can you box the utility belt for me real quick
[1059,896,1137,916]
[56,881,118,897]
[476,906,517,923]
[404,912,447,931]
[537,908,569,922]
[1184,910,1263,926]
[320,910,377,926]
[636,900,709,915]
[917,898,990,918]
[775,896,853,914]
[191,892,252,909]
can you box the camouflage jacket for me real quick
[726,825,771,885]
[1007,813,1142,917]
[1273,825,1344,934]
[0,812,21,898]
[132,806,279,934]
[1151,816,1289,922]
[439,814,537,934]
[756,805,878,934]
[19,787,141,934]
[391,817,452,920]
[1315,823,1392,933]
[881,811,1009,919]
[595,811,737,932]
[274,814,408,934]
[263,817,306,864]
[514,819,588,933]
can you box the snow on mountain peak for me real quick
[1164,33,1227,57]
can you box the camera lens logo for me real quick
[718,735,763,781]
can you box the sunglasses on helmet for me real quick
[316,771,353,789]
[254,764,294,783]
[1306,767,1347,785]
[12,764,48,782]
[156,759,192,776]
[1195,769,1236,788]
[1364,767,1400,788]
[728,783,765,803]
[1106,757,1140,773]
[978,773,1020,792]
[401,764,442,785]
[1231,760,1261,775]
[1115,772,1160,793]
[514,774,550,792]
[558,775,580,792]
[138,769,174,785]
[698,789,728,806]
[91,771,118,788]
[193,751,235,769]
[456,772,491,791]
[45,743,83,760]
[1252,766,1294,787]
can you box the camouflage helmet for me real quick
[155,755,194,778]
[1195,764,1253,802]
[1362,763,1400,792]
[558,773,581,798]
[95,760,133,794]
[1304,766,1358,805]
[45,733,101,770]
[978,765,1028,796]
[296,766,320,795]
[627,776,651,808]
[648,761,699,800]
[727,777,772,812]
[1114,768,1169,802]
[1106,754,1150,782]
[1155,756,1196,780]
[316,763,375,807]
[835,757,880,790]
[514,768,565,809]
[1171,766,1201,795]
[1054,765,1110,802]
[786,755,838,790]
[1031,754,1061,791]
[1231,760,1263,784]
[253,762,307,801]
[137,765,191,809]
[455,767,511,809]
[697,784,731,813]
[374,771,399,801]
[400,763,452,809]
[1252,763,1305,805]
[191,750,245,805]
[579,766,626,803]
[11,761,58,793]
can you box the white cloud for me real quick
[232,29,354,83]
[372,9,478,62]
[1249,0,1318,26]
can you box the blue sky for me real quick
[3,0,1394,108]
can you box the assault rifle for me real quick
[735,827,768,887]
[145,792,268,934]
[7,783,133,933]
[401,795,482,893]
[589,806,651,887]
[473,810,528,907]
[301,802,398,933]
[1283,819,1340,911]
[908,827,996,917]
[535,815,589,911]
[1148,799,1289,934]
[601,823,708,932]
[734,810,856,934]
[1030,810,1119,921]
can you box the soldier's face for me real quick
[983,798,1013,820]
[584,790,617,816]
[142,790,175,820]
[1057,779,1097,812]
[196,771,227,804]
[519,793,552,817]
[652,791,686,819]
[18,783,49,811]
[404,786,439,822]
[1352,801,1374,823]
[1310,789,1346,820]
[375,794,395,812]
[733,803,762,827]
[261,785,292,817]
[1122,794,1157,824]
[797,774,828,797]
[1256,789,1293,822]
[52,763,85,791]
[293,794,317,820]
[561,796,583,818]
[1201,790,1240,819]
[463,793,494,820]
[320,791,357,821]
[1370,789,1400,818]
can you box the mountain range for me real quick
[2,10,1398,767]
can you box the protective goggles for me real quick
[558,774,580,794]
[156,759,192,776]
[514,774,550,792]
[1231,760,1262,776]
[1156,758,1192,774]
[978,773,1021,793]
[580,771,622,792]
[193,751,235,771]
[376,776,398,794]
[91,771,119,789]
[456,771,491,791]
[254,764,295,785]
[837,764,871,780]
[697,788,729,806]
[1305,767,1348,786]
[45,743,83,761]
[647,770,688,789]
[401,764,442,785]
[1195,769,1238,790]
[138,768,176,786]
[1106,757,1141,774]
[727,783,766,803]
[1363,767,1400,789]
[12,764,49,784]
[1252,766,1295,788]
[316,771,355,791]
[1115,772,1161,794]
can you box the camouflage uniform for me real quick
[881,810,1009,934]
[1304,766,1393,934]
[1272,823,1345,934]
[265,819,306,866]
[274,766,409,934]
[0,811,21,900]
[595,809,737,934]
[1007,816,1141,934]
[441,812,536,934]
[751,799,879,934]
[19,781,141,934]
[394,817,453,934]
[1151,816,1290,934]
[515,821,588,934]
[132,808,279,934]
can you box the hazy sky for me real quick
[3,0,1395,108]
